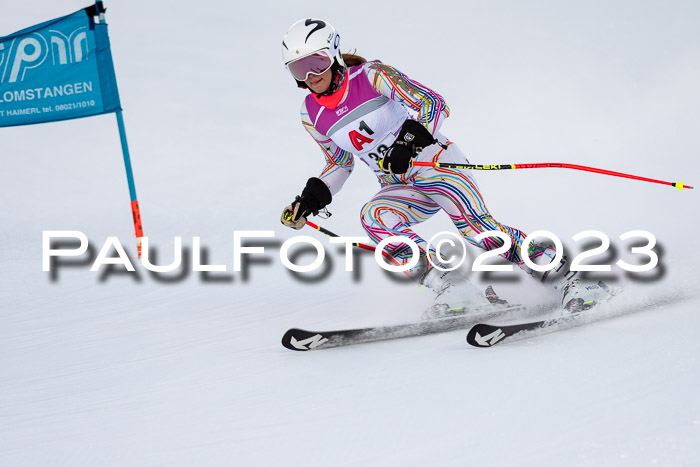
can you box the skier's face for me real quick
[305,68,333,94]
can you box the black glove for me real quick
[379,119,436,175]
[281,177,332,230]
[379,145,413,175]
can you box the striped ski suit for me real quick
[300,60,546,272]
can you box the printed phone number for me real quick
[54,100,96,111]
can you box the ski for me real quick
[465,314,582,347]
[282,303,527,351]
[466,282,625,347]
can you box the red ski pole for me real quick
[303,220,422,284]
[410,161,693,191]
[304,220,377,252]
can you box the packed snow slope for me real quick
[1,0,699,465]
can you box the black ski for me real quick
[466,284,626,347]
[282,304,526,351]
[466,315,583,347]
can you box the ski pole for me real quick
[283,209,397,261]
[411,161,693,191]
[282,209,378,251]
[304,220,381,254]
[303,220,421,283]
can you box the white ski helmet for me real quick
[282,18,346,88]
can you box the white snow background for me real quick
[1,0,699,465]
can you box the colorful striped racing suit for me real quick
[300,60,547,274]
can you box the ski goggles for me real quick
[286,50,333,82]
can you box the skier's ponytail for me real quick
[342,51,367,67]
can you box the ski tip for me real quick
[281,328,308,351]
[466,324,506,348]
[282,328,330,352]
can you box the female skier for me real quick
[279,18,609,313]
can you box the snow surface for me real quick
[2,0,699,465]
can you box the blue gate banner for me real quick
[0,5,120,127]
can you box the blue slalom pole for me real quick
[115,109,144,257]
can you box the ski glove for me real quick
[281,177,332,230]
[379,119,436,175]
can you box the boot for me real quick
[420,267,491,319]
[529,250,612,312]
[557,271,612,313]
